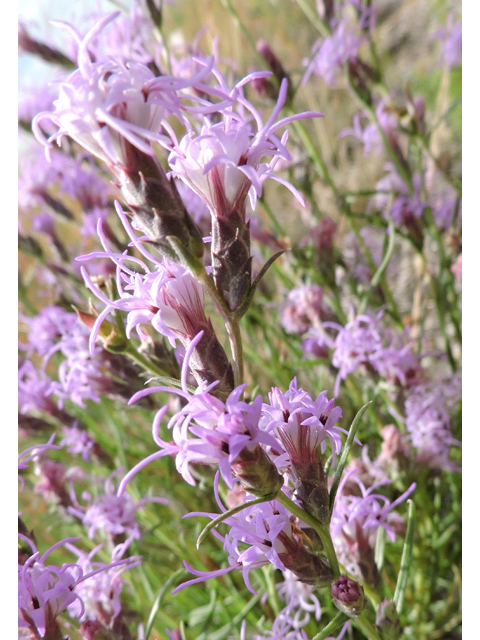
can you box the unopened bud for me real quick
[375,599,401,640]
[256,40,292,103]
[331,575,366,617]
[278,529,332,586]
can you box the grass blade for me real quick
[393,498,416,614]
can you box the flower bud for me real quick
[331,575,366,617]
[375,599,401,640]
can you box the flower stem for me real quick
[312,612,349,640]
[196,268,245,387]
[276,491,340,580]
[353,612,383,640]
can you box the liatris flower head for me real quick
[325,309,422,395]
[18,535,139,638]
[339,99,399,157]
[404,374,461,472]
[280,283,325,335]
[432,13,462,68]
[32,13,205,168]
[330,470,415,587]
[60,425,97,462]
[176,492,331,595]
[124,367,282,496]
[65,541,142,625]
[331,575,366,617]
[79,206,234,395]
[68,469,167,544]
[261,379,346,522]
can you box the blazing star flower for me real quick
[324,309,422,395]
[168,73,322,214]
[175,486,331,595]
[18,535,139,638]
[32,13,216,169]
[60,424,97,462]
[339,100,398,156]
[20,305,78,357]
[79,202,234,394]
[280,284,325,335]
[404,373,461,472]
[261,378,346,468]
[432,14,462,68]
[68,469,167,542]
[65,541,142,624]
[368,163,427,226]
[18,359,56,416]
[302,10,365,87]
[330,470,415,586]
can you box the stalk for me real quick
[276,491,340,580]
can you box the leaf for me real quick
[393,499,416,614]
[329,402,372,515]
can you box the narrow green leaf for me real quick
[375,525,386,571]
[329,402,372,514]
[393,499,416,614]
[145,568,187,640]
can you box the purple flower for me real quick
[303,10,366,87]
[20,305,77,357]
[432,14,462,68]
[18,360,56,415]
[168,73,322,213]
[324,309,422,395]
[280,284,325,335]
[261,378,345,468]
[369,163,427,225]
[65,542,142,624]
[339,100,398,156]
[33,13,215,169]
[18,434,60,491]
[18,535,140,638]
[68,469,167,542]
[330,470,415,585]
[79,205,208,349]
[404,372,461,472]
[60,425,97,462]
[176,490,330,595]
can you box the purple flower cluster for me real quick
[330,470,415,585]
[18,535,140,638]
[324,309,422,395]
[280,284,325,335]
[68,469,168,543]
[20,305,114,408]
[432,14,462,68]
[404,371,461,472]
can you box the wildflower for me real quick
[325,309,422,395]
[18,535,139,638]
[79,204,234,395]
[18,434,60,491]
[60,425,97,462]
[432,14,462,68]
[369,163,427,226]
[32,13,211,168]
[261,378,346,522]
[68,469,167,543]
[330,470,415,587]
[404,374,461,472]
[303,14,364,87]
[175,491,331,595]
[122,366,282,495]
[280,284,325,335]
[65,542,142,624]
[339,100,399,157]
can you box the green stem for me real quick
[123,343,191,391]
[276,492,340,580]
[312,612,349,640]
[196,269,245,386]
[353,612,383,640]
[225,317,244,386]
